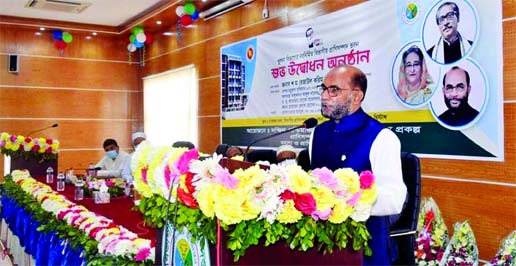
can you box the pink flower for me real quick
[0,140,5,147]
[105,180,115,187]
[45,147,52,153]
[141,168,148,184]
[9,135,16,142]
[213,165,238,189]
[32,145,40,152]
[46,138,53,144]
[280,189,296,201]
[135,247,151,261]
[294,193,316,215]
[312,167,339,190]
[164,165,179,189]
[175,148,199,175]
[347,191,362,206]
[359,170,375,189]
[312,209,332,221]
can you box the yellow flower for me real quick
[328,202,353,224]
[38,138,46,145]
[233,165,265,191]
[311,186,336,211]
[287,165,312,194]
[231,155,244,161]
[277,200,302,224]
[358,185,377,205]
[0,132,9,141]
[334,168,360,194]
[16,136,24,143]
[197,187,217,218]
[11,143,20,151]
[51,143,59,150]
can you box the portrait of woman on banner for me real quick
[396,45,435,105]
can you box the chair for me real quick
[172,141,195,150]
[390,152,421,265]
[297,148,311,171]
[245,149,277,165]
[215,144,229,155]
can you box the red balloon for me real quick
[144,33,153,44]
[179,15,193,27]
[55,40,67,50]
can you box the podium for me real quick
[211,158,363,265]
[9,155,58,176]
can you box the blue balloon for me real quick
[191,10,199,20]
[133,40,144,48]
[52,30,63,40]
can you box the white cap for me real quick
[131,132,146,141]
[276,144,296,156]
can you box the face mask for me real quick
[106,150,118,159]
[279,159,297,167]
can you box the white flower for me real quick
[350,204,372,222]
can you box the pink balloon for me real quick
[144,33,153,44]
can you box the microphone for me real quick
[26,123,58,137]
[244,118,318,157]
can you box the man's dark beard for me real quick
[321,102,351,120]
[444,94,469,113]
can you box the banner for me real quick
[220,0,503,161]
[162,223,210,266]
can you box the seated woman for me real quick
[396,46,435,105]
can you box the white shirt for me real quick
[95,150,130,179]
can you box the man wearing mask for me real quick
[276,144,298,167]
[309,65,406,265]
[96,138,130,179]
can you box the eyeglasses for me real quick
[404,62,421,69]
[444,83,467,93]
[318,83,358,97]
[437,11,457,25]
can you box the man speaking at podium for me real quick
[309,65,407,265]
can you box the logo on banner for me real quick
[401,0,421,24]
[305,27,322,48]
[162,223,210,266]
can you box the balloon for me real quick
[144,33,153,44]
[133,40,144,48]
[184,2,196,15]
[175,6,184,16]
[179,15,193,27]
[136,32,146,43]
[127,43,137,52]
[129,34,136,43]
[62,32,73,43]
[191,10,199,21]
[133,26,144,35]
[55,40,66,50]
[52,30,62,40]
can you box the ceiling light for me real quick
[92,32,97,35]
[40,27,45,31]
[86,36,92,39]
[35,32,42,35]
[156,21,162,25]
[163,32,175,36]
[202,0,207,2]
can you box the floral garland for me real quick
[415,197,449,265]
[132,142,377,260]
[6,170,154,264]
[439,220,478,266]
[487,230,516,266]
[0,132,59,161]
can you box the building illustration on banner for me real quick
[221,54,249,113]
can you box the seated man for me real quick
[95,138,130,179]
[276,144,298,167]
[225,146,244,158]
[121,132,146,182]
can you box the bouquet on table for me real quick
[486,230,516,266]
[439,220,479,266]
[132,142,378,260]
[84,178,126,199]
[0,132,59,161]
[415,197,449,265]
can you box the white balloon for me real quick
[136,32,147,43]
[127,43,137,52]
[175,6,184,16]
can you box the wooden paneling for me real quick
[198,116,220,153]
[198,77,221,116]
[421,177,516,259]
[504,20,516,101]
[0,87,141,119]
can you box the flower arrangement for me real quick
[3,170,154,265]
[132,142,378,261]
[415,197,449,265]
[84,178,126,198]
[0,132,59,161]
[439,220,478,266]
[486,231,515,266]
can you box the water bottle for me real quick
[57,172,65,192]
[46,166,54,183]
[74,178,84,201]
